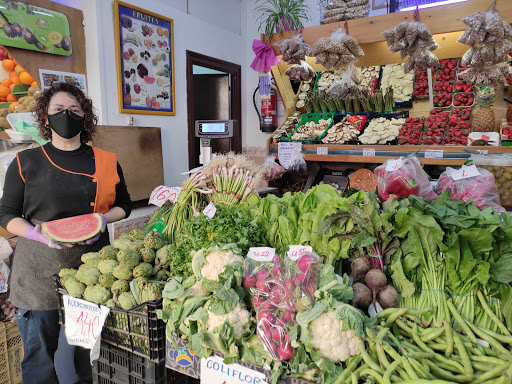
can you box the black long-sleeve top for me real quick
[0,142,132,228]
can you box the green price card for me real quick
[0,1,72,56]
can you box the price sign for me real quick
[425,150,443,159]
[63,295,110,363]
[203,202,217,219]
[247,247,276,261]
[363,148,375,157]
[451,164,480,181]
[0,263,9,293]
[201,355,268,384]
[317,146,328,155]
[287,245,313,261]
[385,158,404,172]
[149,185,181,207]
[278,142,302,169]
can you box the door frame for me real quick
[186,51,242,169]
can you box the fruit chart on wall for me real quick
[115,0,175,115]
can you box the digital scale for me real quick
[195,120,238,164]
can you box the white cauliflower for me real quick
[177,282,210,301]
[206,303,250,339]
[308,311,360,363]
[199,250,243,282]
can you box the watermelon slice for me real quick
[41,213,103,243]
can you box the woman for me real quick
[0,82,132,384]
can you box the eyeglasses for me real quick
[48,105,84,117]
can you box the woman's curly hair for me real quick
[35,82,98,143]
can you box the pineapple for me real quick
[472,86,496,132]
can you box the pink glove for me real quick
[25,225,73,249]
[78,214,108,246]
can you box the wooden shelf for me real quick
[269,144,512,166]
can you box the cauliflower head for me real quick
[62,276,85,298]
[83,284,112,305]
[81,252,99,264]
[112,265,133,281]
[75,267,101,286]
[98,273,117,289]
[98,259,119,274]
[192,245,243,282]
[206,303,250,339]
[133,262,153,278]
[99,245,118,260]
[308,311,359,363]
[140,248,156,264]
[117,249,140,269]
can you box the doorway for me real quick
[186,51,242,169]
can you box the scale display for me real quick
[201,123,227,134]
[195,120,237,138]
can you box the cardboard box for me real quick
[165,335,315,384]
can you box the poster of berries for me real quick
[0,1,72,56]
[115,1,175,115]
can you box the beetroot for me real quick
[244,275,256,288]
[377,285,399,309]
[365,268,388,302]
[277,343,293,360]
[351,258,371,281]
[351,282,373,310]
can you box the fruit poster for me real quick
[115,1,175,115]
[0,1,72,56]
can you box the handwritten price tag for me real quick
[0,263,9,293]
[149,185,181,207]
[451,164,480,181]
[247,247,276,261]
[287,245,313,261]
[385,159,404,172]
[203,202,216,219]
[317,146,328,155]
[63,295,109,362]
[363,148,375,157]
[425,150,443,159]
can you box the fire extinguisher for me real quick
[253,82,278,132]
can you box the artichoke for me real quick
[98,259,119,274]
[153,269,169,281]
[59,268,77,279]
[98,273,117,289]
[155,245,172,269]
[129,229,145,241]
[141,282,163,302]
[113,239,133,251]
[117,249,140,269]
[83,284,112,305]
[119,232,131,240]
[112,265,133,281]
[75,267,101,286]
[105,298,118,308]
[118,292,137,310]
[133,262,153,278]
[99,245,118,260]
[85,258,100,268]
[140,248,155,264]
[144,232,164,250]
[111,279,129,295]
[62,276,85,298]
[81,252,99,264]
[129,240,145,252]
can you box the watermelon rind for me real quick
[41,213,103,243]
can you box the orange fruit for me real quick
[1,78,11,88]
[9,102,18,111]
[12,59,18,66]
[10,75,21,86]
[0,85,10,98]
[1,59,15,72]
[31,81,37,88]
[19,72,33,85]
[6,94,17,102]
[15,65,25,75]
[8,71,16,78]
[8,84,14,91]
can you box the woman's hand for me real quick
[24,224,73,249]
[78,214,107,246]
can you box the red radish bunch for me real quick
[413,81,429,96]
[454,80,473,93]
[433,93,452,108]
[286,252,321,311]
[437,58,458,71]
[453,93,474,107]
[434,82,453,93]
[435,69,456,82]
[257,310,294,360]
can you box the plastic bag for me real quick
[327,65,361,99]
[275,34,310,65]
[436,165,504,213]
[261,156,286,181]
[287,150,308,175]
[284,249,321,311]
[284,60,315,82]
[257,309,294,361]
[374,156,438,201]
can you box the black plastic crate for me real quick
[53,275,166,363]
[167,369,200,384]
[93,343,166,384]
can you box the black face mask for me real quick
[47,109,85,139]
